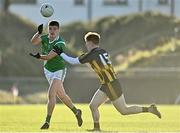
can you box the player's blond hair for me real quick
[84,32,100,45]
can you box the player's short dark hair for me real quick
[48,20,59,28]
[84,32,100,45]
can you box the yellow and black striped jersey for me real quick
[79,47,117,84]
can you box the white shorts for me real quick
[44,68,67,85]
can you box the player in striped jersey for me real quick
[30,21,82,129]
[53,32,162,131]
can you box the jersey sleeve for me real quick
[78,52,93,64]
[54,41,66,51]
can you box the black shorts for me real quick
[99,79,123,101]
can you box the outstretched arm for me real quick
[60,53,81,65]
[52,46,81,65]
[40,50,57,60]
[29,50,57,60]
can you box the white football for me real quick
[40,3,54,17]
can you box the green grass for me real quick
[0,104,179,132]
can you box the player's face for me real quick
[48,25,59,40]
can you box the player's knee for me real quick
[120,111,128,115]
[48,95,56,104]
[117,107,128,115]
[58,93,66,100]
[48,92,56,100]
[89,103,98,111]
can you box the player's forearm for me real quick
[31,32,41,45]
[60,53,80,65]
[39,55,50,60]
[40,50,57,60]
[40,54,56,60]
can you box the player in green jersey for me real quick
[53,32,161,131]
[30,21,82,129]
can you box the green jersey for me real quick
[41,34,66,72]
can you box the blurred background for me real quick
[0,0,180,105]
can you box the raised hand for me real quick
[38,24,43,34]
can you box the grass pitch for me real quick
[0,104,179,132]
